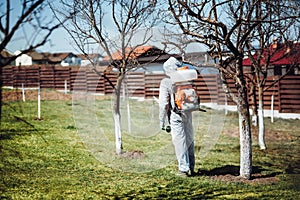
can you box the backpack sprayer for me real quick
[158,63,207,133]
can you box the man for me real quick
[159,57,195,177]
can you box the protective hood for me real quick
[163,57,182,76]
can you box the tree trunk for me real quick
[258,87,266,150]
[0,66,2,129]
[236,69,252,179]
[114,111,122,155]
[252,110,258,127]
[250,85,258,127]
[237,91,252,179]
[114,75,124,155]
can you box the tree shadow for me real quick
[197,165,240,176]
[0,128,38,140]
[195,165,282,180]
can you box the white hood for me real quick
[163,57,181,76]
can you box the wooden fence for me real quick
[2,65,300,113]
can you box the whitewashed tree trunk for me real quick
[250,85,258,126]
[114,76,124,155]
[258,88,266,150]
[252,113,258,127]
[126,98,131,134]
[221,69,253,179]
[114,112,122,154]
[271,94,274,123]
[238,110,252,179]
[237,78,252,180]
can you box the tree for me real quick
[0,0,62,126]
[56,0,160,154]
[165,0,277,179]
[244,1,300,150]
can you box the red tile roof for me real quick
[103,46,157,61]
[243,41,300,66]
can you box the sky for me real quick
[7,27,77,54]
[5,1,205,55]
[5,1,78,54]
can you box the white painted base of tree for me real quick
[114,113,123,155]
[239,113,252,180]
[258,100,266,150]
[252,114,258,127]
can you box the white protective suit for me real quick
[159,57,195,173]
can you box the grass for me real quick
[1,96,300,199]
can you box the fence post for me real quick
[38,85,41,120]
[22,83,25,102]
[271,94,274,123]
[64,80,68,94]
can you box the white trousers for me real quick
[170,111,195,172]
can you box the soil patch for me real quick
[2,90,109,101]
[2,90,72,101]
[120,150,145,159]
[222,127,296,142]
[209,173,279,184]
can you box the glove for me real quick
[165,125,171,133]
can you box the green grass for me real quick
[1,98,299,199]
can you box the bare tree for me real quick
[165,0,282,179]
[166,0,300,179]
[244,1,300,150]
[0,0,62,126]
[55,0,160,154]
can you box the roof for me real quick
[52,53,71,60]
[243,41,300,66]
[27,51,51,60]
[24,51,78,63]
[0,49,14,58]
[99,46,181,67]
[25,50,57,62]
[52,52,78,61]
[77,53,103,60]
[103,46,162,61]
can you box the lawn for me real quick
[1,91,299,199]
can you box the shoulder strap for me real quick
[169,84,181,114]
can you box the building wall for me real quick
[14,51,32,66]
[61,55,81,66]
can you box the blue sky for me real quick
[7,26,77,53]
[5,1,205,55]
[5,1,77,54]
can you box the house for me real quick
[100,46,219,74]
[52,52,81,66]
[15,50,52,66]
[243,41,300,76]
[14,50,81,66]
[0,49,15,66]
[102,46,163,61]
[77,53,103,66]
[100,46,181,73]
